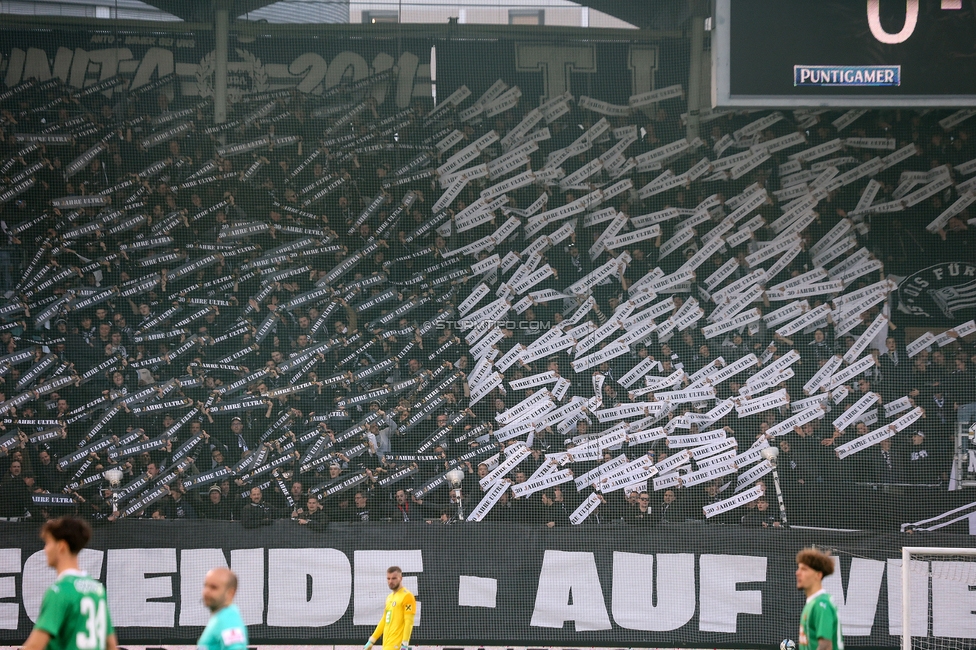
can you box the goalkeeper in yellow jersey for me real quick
[365,567,416,650]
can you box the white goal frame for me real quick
[901,546,976,650]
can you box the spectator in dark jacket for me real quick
[539,489,571,527]
[625,492,655,526]
[294,494,329,531]
[241,486,276,528]
[740,497,781,528]
[0,460,33,518]
[159,483,197,519]
[200,485,234,521]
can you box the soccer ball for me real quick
[780,641,797,650]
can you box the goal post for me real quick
[901,547,976,650]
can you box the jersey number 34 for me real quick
[77,597,107,650]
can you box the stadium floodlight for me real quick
[446,468,465,489]
[446,468,466,523]
[103,467,123,487]
[759,446,779,464]
[760,447,789,528]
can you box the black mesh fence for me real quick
[0,12,974,650]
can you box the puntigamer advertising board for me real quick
[713,0,976,107]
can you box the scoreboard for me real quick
[713,0,976,107]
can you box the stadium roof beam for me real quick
[135,0,277,23]
[134,0,702,30]
[557,0,703,30]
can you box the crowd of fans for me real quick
[0,62,974,532]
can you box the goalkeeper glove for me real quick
[364,641,374,650]
[400,644,410,650]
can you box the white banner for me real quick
[480,445,532,490]
[496,390,552,425]
[690,437,738,461]
[680,460,738,487]
[843,313,888,364]
[832,109,867,131]
[745,234,800,267]
[509,371,558,391]
[458,283,491,317]
[883,396,913,419]
[845,137,896,150]
[467,479,511,522]
[767,406,826,437]
[735,389,789,417]
[834,424,896,460]
[777,303,831,337]
[574,454,631,491]
[571,341,629,373]
[704,484,764,518]
[569,492,603,525]
[763,301,809,327]
[603,225,662,251]
[469,372,504,407]
[734,463,774,493]
[828,355,876,390]
[511,469,573,498]
[832,391,881,432]
[666,429,727,448]
[701,309,761,339]
[494,420,534,443]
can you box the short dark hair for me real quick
[796,548,835,577]
[387,566,402,575]
[41,517,92,555]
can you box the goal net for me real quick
[901,547,976,650]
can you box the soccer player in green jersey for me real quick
[22,517,118,650]
[197,568,248,650]
[795,548,844,650]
